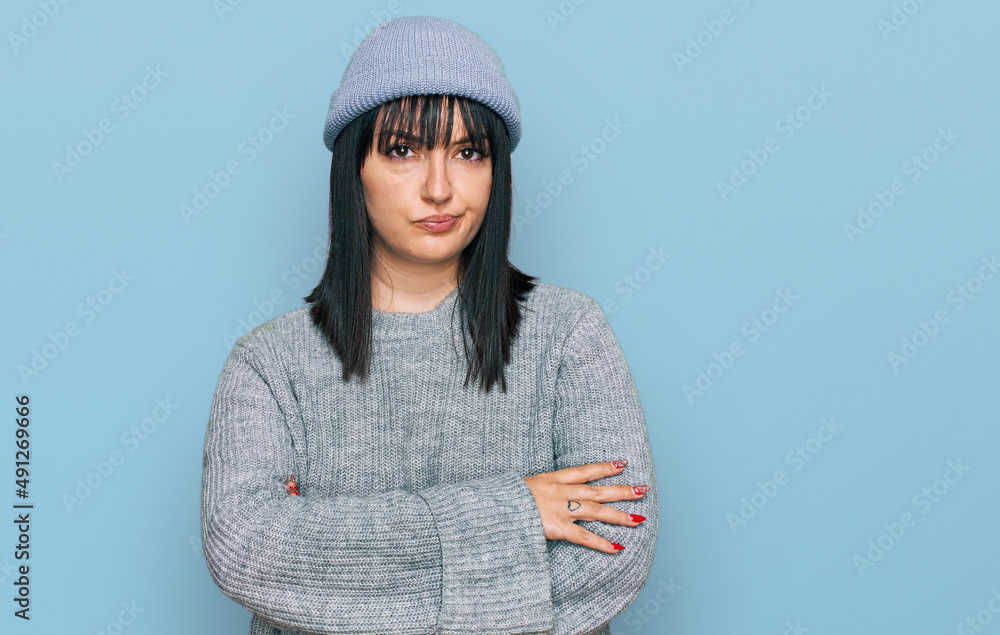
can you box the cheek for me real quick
[364,168,412,209]
[471,170,492,208]
[361,172,392,221]
[364,190,412,245]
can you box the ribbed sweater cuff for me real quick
[416,471,555,633]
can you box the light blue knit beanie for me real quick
[323,15,521,153]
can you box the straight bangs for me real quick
[371,94,497,161]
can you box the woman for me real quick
[201,15,658,635]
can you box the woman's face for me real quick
[360,101,492,273]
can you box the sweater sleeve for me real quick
[545,297,660,634]
[200,333,556,634]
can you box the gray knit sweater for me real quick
[200,280,658,635]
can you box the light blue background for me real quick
[2,1,998,633]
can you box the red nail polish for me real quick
[632,485,650,496]
[285,474,300,496]
[629,514,645,523]
[611,542,625,550]
[612,460,628,469]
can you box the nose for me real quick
[421,148,452,203]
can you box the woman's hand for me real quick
[522,460,649,554]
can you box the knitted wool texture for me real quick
[322,15,522,153]
[201,281,658,634]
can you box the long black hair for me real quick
[304,93,538,393]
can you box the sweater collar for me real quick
[370,286,461,341]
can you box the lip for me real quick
[415,215,459,232]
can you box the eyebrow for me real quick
[382,131,475,146]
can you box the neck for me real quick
[370,253,460,313]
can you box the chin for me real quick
[410,247,462,264]
[416,253,461,264]
[413,236,461,252]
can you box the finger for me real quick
[566,499,644,527]
[562,482,648,503]
[550,460,629,485]
[630,484,651,498]
[563,522,624,554]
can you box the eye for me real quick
[386,144,413,160]
[383,143,487,163]
[459,147,486,163]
